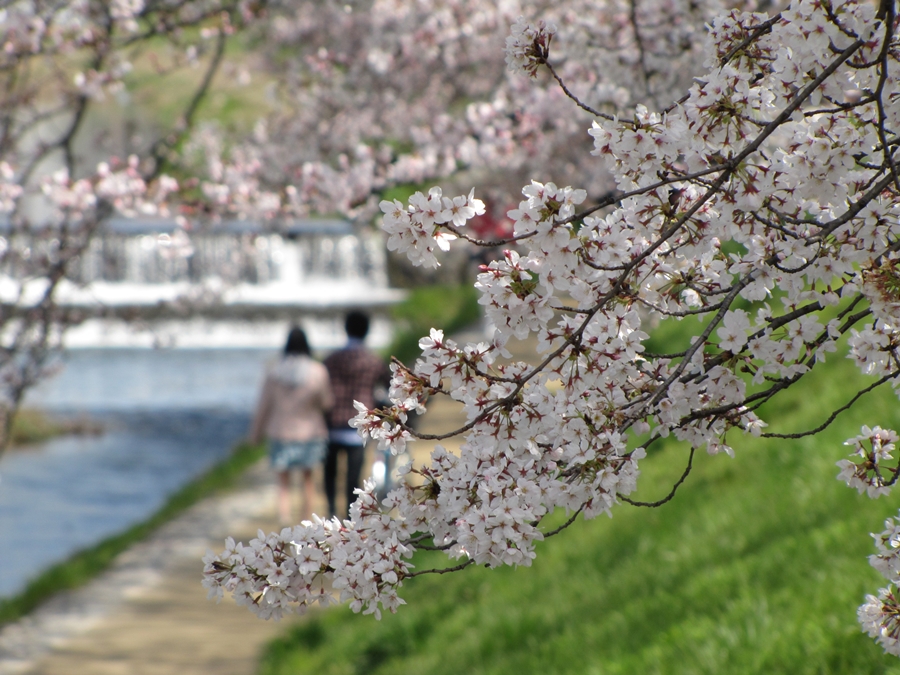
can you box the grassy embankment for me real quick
[7,409,102,447]
[260,318,900,675]
[0,441,265,628]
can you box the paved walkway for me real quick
[0,396,468,675]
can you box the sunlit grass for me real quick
[8,409,102,448]
[260,343,900,674]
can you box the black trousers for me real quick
[324,442,365,519]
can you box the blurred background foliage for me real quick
[387,283,481,366]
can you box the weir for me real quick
[0,217,404,348]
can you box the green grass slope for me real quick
[260,351,900,675]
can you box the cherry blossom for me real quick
[838,426,899,499]
[861,512,900,656]
[194,0,728,221]
[202,2,900,659]
[504,17,557,78]
[0,0,263,459]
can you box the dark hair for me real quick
[345,310,370,339]
[284,326,311,356]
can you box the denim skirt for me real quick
[269,438,327,471]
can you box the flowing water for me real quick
[0,348,278,599]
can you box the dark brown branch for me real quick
[629,0,652,97]
[542,507,583,537]
[148,25,229,180]
[405,559,475,578]
[620,447,695,507]
[415,541,458,552]
[762,373,900,439]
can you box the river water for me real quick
[0,348,277,599]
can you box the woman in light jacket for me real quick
[251,327,333,523]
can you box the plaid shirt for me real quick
[323,344,391,430]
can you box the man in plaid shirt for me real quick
[323,311,391,519]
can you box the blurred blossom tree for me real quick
[200,0,900,659]
[0,0,265,456]
[204,0,723,221]
[0,0,725,454]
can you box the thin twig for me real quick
[620,447,695,507]
[762,373,899,439]
[543,60,615,120]
[405,559,475,578]
[542,507,583,537]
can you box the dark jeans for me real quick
[324,442,365,520]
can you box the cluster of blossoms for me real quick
[861,513,900,655]
[838,426,899,499]
[380,187,485,268]
[504,16,557,77]
[203,482,413,619]
[38,157,179,222]
[204,0,900,658]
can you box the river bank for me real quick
[0,456,290,675]
[0,348,274,600]
[5,410,103,450]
